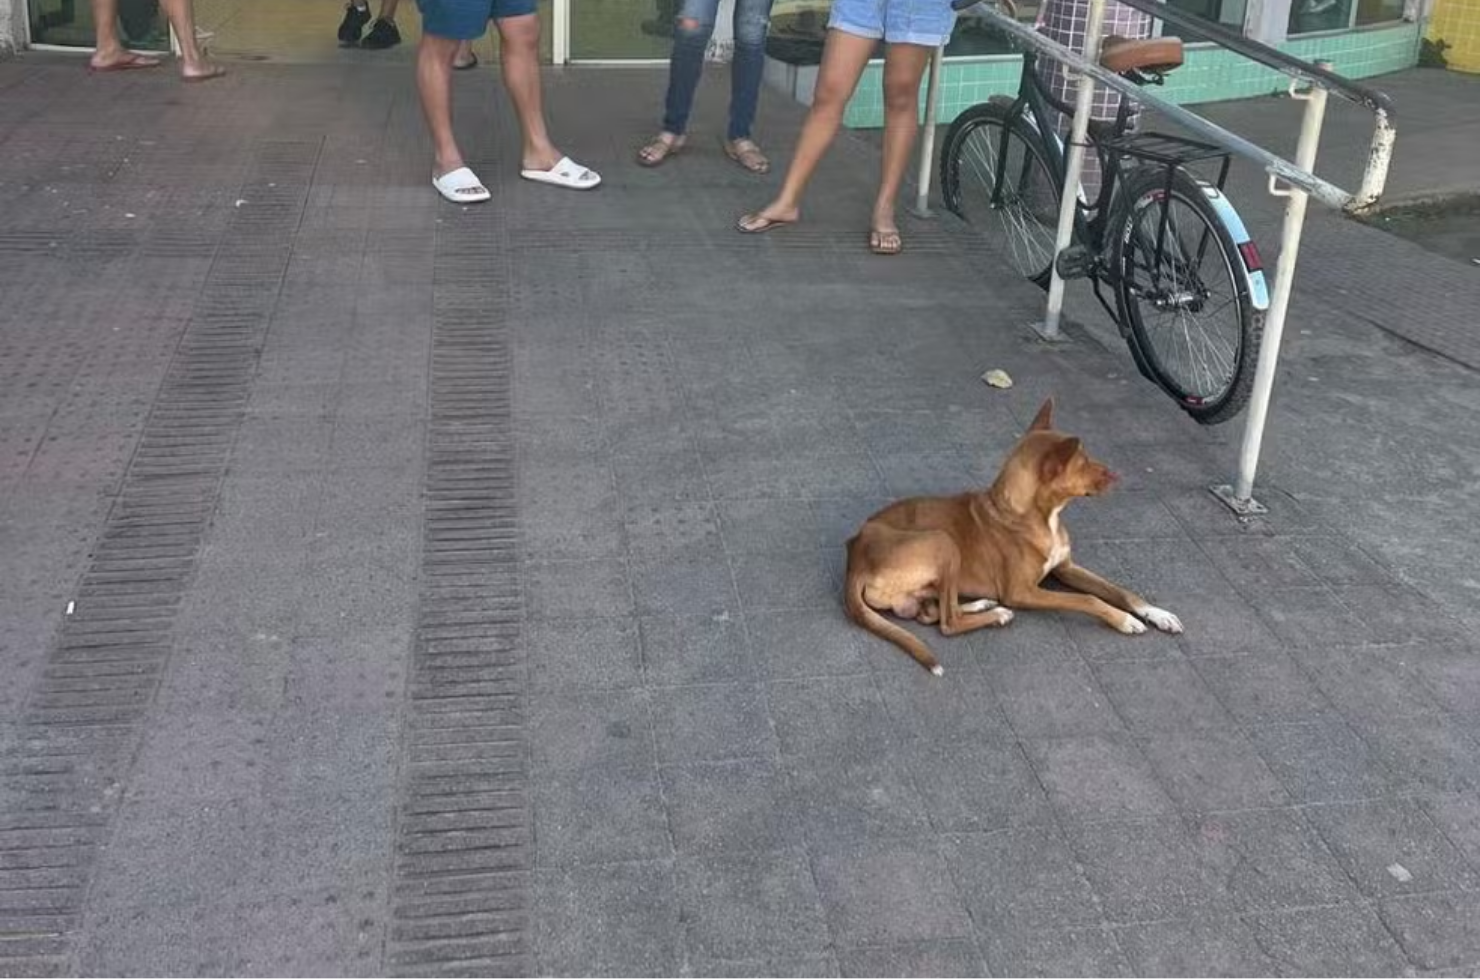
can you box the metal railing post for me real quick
[1352,107,1395,212]
[552,0,570,64]
[1212,68,1331,514]
[1036,0,1110,342]
[912,43,949,219]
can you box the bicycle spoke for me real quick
[1126,192,1245,403]
[953,117,1057,281]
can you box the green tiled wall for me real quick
[837,20,1419,126]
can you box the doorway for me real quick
[26,0,563,63]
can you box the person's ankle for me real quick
[524,144,559,167]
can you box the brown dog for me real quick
[844,397,1182,675]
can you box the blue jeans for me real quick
[662,0,774,141]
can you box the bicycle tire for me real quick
[1110,167,1262,426]
[940,102,1061,287]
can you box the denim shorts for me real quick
[827,0,955,46]
[416,0,538,40]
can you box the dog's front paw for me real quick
[1138,605,1184,634]
[1116,613,1148,635]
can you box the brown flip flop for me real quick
[736,212,796,234]
[88,52,161,72]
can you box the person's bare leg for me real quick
[495,13,561,171]
[453,39,477,67]
[378,0,400,18]
[90,0,161,68]
[737,29,875,230]
[157,0,222,77]
[417,32,467,177]
[871,42,932,251]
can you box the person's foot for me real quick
[337,2,371,45]
[87,50,162,72]
[520,156,602,190]
[637,132,685,167]
[361,17,402,49]
[724,138,770,174]
[181,62,227,82]
[736,203,798,233]
[869,225,903,255]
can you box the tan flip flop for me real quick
[724,138,770,174]
[637,133,685,168]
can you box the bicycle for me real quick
[940,0,1271,425]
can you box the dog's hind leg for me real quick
[936,557,1015,636]
[959,598,999,614]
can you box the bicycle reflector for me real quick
[1238,240,1264,272]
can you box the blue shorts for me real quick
[416,0,539,40]
[827,0,955,46]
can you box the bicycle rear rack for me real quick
[1098,131,1234,191]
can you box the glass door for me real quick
[28,0,168,50]
[565,0,674,61]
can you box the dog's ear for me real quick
[1040,436,1081,482]
[1028,397,1056,432]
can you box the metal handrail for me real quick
[946,0,1396,211]
[1111,0,1396,118]
[949,6,1356,209]
[929,0,1399,515]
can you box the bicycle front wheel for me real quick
[1111,168,1262,425]
[940,103,1061,287]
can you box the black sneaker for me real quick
[361,17,402,49]
[337,3,371,46]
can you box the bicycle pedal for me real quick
[1055,245,1096,280]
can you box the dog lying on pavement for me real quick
[844,397,1182,675]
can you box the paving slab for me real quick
[1,51,1479,976]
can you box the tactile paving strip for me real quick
[386,219,531,978]
[0,140,319,978]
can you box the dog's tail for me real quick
[844,543,944,677]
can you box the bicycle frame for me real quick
[982,38,1271,317]
[989,48,1126,257]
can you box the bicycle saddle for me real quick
[1100,35,1185,75]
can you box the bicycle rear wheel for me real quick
[1110,168,1262,425]
[940,103,1061,287]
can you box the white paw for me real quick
[930,664,945,677]
[1139,605,1184,634]
[1117,614,1148,635]
[997,607,1015,625]
[960,598,998,613]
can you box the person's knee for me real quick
[883,79,919,115]
[674,15,715,40]
[733,5,768,45]
[497,14,540,50]
[418,32,460,63]
[812,76,853,111]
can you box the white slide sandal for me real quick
[432,166,491,204]
[519,156,601,191]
